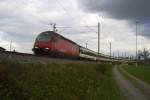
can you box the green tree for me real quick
[143,48,149,60]
[138,48,150,60]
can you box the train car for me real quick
[33,31,79,58]
[79,46,114,61]
[79,46,98,60]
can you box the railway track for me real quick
[0,51,94,63]
[0,51,134,65]
[0,51,37,57]
[0,51,61,61]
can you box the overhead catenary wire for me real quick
[50,24,98,34]
[55,0,75,21]
[67,0,75,8]
[54,0,97,33]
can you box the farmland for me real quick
[0,55,122,100]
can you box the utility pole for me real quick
[50,23,57,32]
[110,42,111,57]
[85,43,88,48]
[118,50,120,58]
[113,52,114,58]
[98,22,100,55]
[122,52,124,58]
[136,21,138,67]
[10,40,12,52]
[53,23,56,32]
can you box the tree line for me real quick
[138,48,150,61]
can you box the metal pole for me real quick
[86,43,88,48]
[122,52,123,58]
[98,22,100,55]
[110,42,111,57]
[136,22,138,67]
[113,52,114,58]
[53,23,56,32]
[10,40,12,52]
[118,50,120,58]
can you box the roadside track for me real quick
[113,66,149,100]
[119,66,150,97]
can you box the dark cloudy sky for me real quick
[0,0,149,57]
[79,0,150,37]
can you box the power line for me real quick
[50,23,97,33]
[55,0,97,33]
[78,31,97,33]
[54,0,100,52]
[55,0,75,21]
[56,26,72,28]
[67,0,76,9]
[80,19,97,33]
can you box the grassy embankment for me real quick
[123,64,150,84]
[0,56,122,100]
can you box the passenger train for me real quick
[32,31,126,62]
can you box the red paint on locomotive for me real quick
[33,31,79,58]
[51,36,79,56]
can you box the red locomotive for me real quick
[32,31,79,58]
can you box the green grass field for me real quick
[0,56,122,100]
[123,64,150,84]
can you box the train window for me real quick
[36,34,51,42]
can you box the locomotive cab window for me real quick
[36,33,52,42]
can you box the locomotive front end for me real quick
[33,32,52,54]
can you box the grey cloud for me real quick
[79,0,150,20]
[78,0,150,37]
[0,0,48,41]
[0,0,83,52]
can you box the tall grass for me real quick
[0,57,122,100]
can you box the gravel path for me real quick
[113,66,149,100]
[119,66,150,97]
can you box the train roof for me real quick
[41,31,78,45]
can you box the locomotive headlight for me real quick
[34,46,38,48]
[45,48,49,50]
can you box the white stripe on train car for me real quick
[79,53,97,60]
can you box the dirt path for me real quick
[113,66,149,100]
[119,66,150,96]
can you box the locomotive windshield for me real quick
[36,33,51,42]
